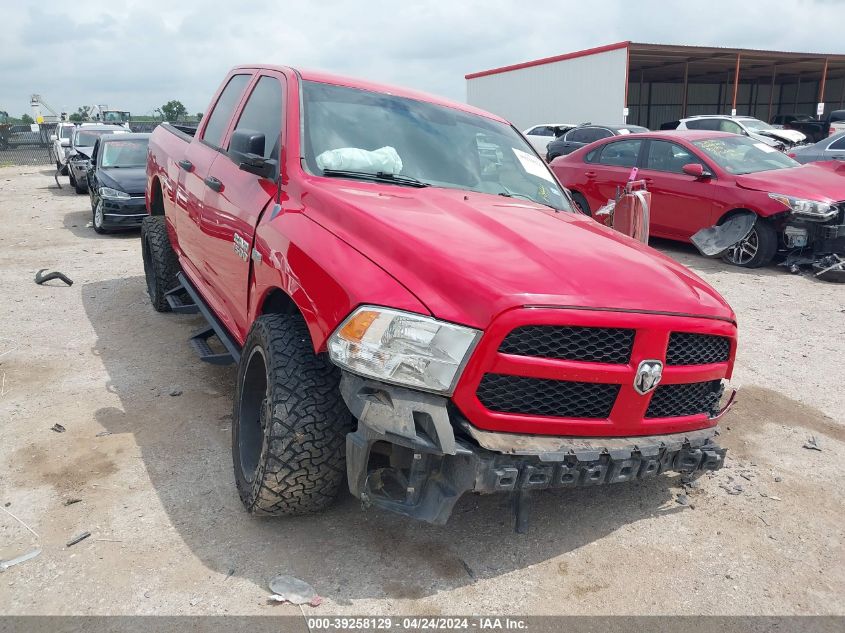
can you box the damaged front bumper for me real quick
[341,372,727,525]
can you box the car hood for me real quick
[97,167,146,195]
[72,146,94,158]
[734,164,845,203]
[755,128,805,144]
[303,179,734,329]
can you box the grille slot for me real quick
[645,380,722,418]
[666,332,730,365]
[499,325,635,364]
[476,374,620,419]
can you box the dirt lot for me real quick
[1,164,843,617]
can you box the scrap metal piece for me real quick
[34,269,73,286]
[66,531,91,547]
[0,548,41,572]
[813,254,845,283]
[691,212,756,257]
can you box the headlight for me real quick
[768,193,837,221]
[99,187,129,199]
[327,306,481,394]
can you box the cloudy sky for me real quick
[2,0,842,118]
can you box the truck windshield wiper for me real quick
[498,191,559,212]
[321,169,429,188]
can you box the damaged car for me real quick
[86,133,150,233]
[66,124,129,193]
[550,130,844,268]
[665,115,806,150]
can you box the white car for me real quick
[49,122,76,174]
[670,115,806,149]
[522,123,576,155]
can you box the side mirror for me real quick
[682,163,710,178]
[60,139,71,147]
[50,134,58,142]
[229,129,278,180]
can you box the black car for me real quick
[546,123,649,161]
[86,133,150,233]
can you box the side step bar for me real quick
[169,272,241,366]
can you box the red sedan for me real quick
[550,130,845,267]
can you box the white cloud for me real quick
[1,0,842,118]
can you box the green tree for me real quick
[69,112,84,123]
[195,112,203,121]
[20,114,34,124]
[160,100,188,121]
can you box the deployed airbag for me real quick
[316,146,403,174]
[691,212,756,257]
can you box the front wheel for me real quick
[722,218,777,268]
[92,200,108,234]
[232,314,353,516]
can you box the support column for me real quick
[731,53,741,115]
[768,66,776,122]
[794,75,801,111]
[818,58,829,117]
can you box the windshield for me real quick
[101,139,148,168]
[301,81,572,211]
[103,111,130,122]
[60,126,74,139]
[693,136,799,174]
[739,118,775,131]
[75,129,123,147]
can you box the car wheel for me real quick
[141,215,180,312]
[232,314,353,516]
[92,200,108,234]
[571,192,591,216]
[722,219,777,268]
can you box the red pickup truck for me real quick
[143,65,736,527]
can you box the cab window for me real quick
[229,76,284,160]
[201,74,250,148]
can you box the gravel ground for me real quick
[0,165,843,616]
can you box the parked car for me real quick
[664,115,805,149]
[142,66,735,527]
[787,131,845,164]
[522,123,576,154]
[49,122,76,174]
[67,124,129,193]
[546,123,648,161]
[770,113,815,129]
[774,110,845,143]
[86,133,150,233]
[550,130,845,268]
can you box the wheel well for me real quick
[260,288,300,317]
[716,208,759,226]
[149,178,165,216]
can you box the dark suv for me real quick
[546,123,649,161]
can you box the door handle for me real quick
[585,171,596,178]
[204,176,223,192]
[178,159,193,171]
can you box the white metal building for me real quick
[466,42,845,131]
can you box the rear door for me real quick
[176,73,252,276]
[583,138,644,209]
[823,135,845,161]
[199,71,285,341]
[640,139,716,239]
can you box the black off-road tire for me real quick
[722,218,778,268]
[571,191,591,216]
[232,314,353,516]
[141,216,180,311]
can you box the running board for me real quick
[164,286,199,314]
[174,272,241,366]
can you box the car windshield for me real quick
[75,129,119,146]
[693,136,800,174]
[101,139,148,168]
[301,80,573,211]
[739,118,775,131]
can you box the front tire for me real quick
[92,200,108,234]
[722,218,777,268]
[141,216,180,311]
[232,314,353,516]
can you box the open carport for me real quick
[466,42,845,130]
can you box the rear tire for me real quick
[232,314,353,516]
[571,192,591,216]
[141,216,180,311]
[722,218,777,268]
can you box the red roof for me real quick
[465,41,630,80]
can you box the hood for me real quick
[72,146,93,158]
[734,164,845,203]
[97,166,146,195]
[302,179,734,329]
[755,128,805,144]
